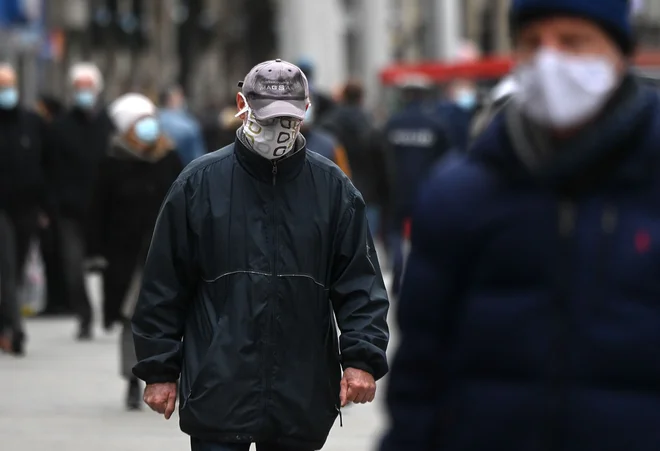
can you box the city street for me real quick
[0,274,396,451]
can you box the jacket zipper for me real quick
[263,161,278,423]
[548,200,576,451]
[595,204,617,312]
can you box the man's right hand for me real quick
[144,382,178,419]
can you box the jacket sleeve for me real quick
[380,167,468,450]
[132,178,197,384]
[330,191,390,380]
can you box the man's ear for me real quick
[236,92,248,120]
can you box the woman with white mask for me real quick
[381,1,660,451]
[88,93,182,410]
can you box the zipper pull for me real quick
[558,201,576,237]
[272,163,277,186]
[601,204,618,235]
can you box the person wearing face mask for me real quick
[0,63,50,356]
[159,85,207,165]
[383,75,451,294]
[436,79,480,152]
[47,62,115,340]
[380,1,660,450]
[132,59,389,451]
[87,93,182,410]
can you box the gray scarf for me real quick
[504,74,645,179]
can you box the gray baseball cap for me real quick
[238,59,310,121]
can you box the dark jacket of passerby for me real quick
[320,105,392,208]
[304,127,351,177]
[132,135,390,450]
[384,101,451,226]
[0,107,49,214]
[47,106,114,220]
[88,136,182,309]
[436,101,476,153]
[382,74,660,451]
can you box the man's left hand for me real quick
[340,367,376,407]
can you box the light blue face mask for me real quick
[456,90,477,110]
[304,103,315,125]
[0,88,18,109]
[74,90,97,109]
[134,117,160,144]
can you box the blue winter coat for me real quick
[381,80,660,451]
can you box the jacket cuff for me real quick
[342,360,375,377]
[136,373,179,385]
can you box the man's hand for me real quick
[144,382,178,419]
[339,367,376,407]
[37,213,50,229]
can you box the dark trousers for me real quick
[103,253,136,329]
[0,210,36,335]
[190,438,314,451]
[57,217,91,327]
[39,219,71,314]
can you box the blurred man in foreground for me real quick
[133,59,389,451]
[382,0,660,450]
[48,62,114,340]
[0,64,49,355]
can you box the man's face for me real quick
[73,75,96,92]
[514,16,625,75]
[0,68,17,89]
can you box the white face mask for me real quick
[514,48,619,129]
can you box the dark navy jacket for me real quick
[381,80,660,451]
[436,101,475,152]
[385,102,451,225]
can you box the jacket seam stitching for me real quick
[202,270,327,289]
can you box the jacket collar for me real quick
[234,129,307,184]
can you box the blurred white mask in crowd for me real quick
[237,93,302,160]
[514,47,618,129]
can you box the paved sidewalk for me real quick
[0,274,396,451]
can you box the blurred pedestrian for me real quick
[33,93,71,317]
[384,75,452,295]
[0,64,50,355]
[296,58,336,124]
[381,1,660,450]
[88,93,182,409]
[436,78,480,152]
[320,81,394,243]
[301,100,351,176]
[159,85,206,165]
[133,59,389,451]
[47,62,114,340]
